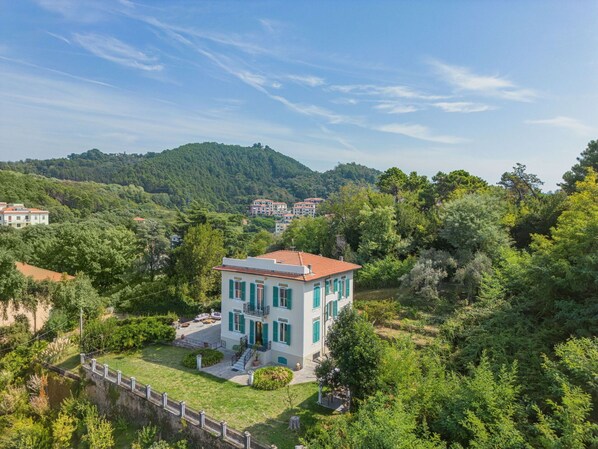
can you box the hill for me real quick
[0,142,380,211]
[0,169,175,224]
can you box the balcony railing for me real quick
[256,341,272,352]
[242,303,270,318]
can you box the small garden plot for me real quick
[252,366,293,390]
[181,348,223,368]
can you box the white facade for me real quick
[292,202,317,218]
[216,252,358,369]
[0,203,49,228]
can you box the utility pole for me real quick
[79,307,83,350]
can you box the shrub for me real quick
[252,366,293,390]
[181,348,223,369]
[356,255,415,289]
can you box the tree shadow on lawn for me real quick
[245,391,336,449]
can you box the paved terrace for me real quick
[175,321,318,385]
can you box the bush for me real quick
[181,348,223,369]
[252,366,293,390]
[356,255,415,289]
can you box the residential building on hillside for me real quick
[249,199,288,217]
[274,213,295,235]
[0,203,49,228]
[304,197,325,205]
[292,201,317,217]
[214,251,360,369]
[0,262,74,331]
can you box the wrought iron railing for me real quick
[242,303,270,318]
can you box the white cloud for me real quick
[330,84,444,100]
[286,74,325,87]
[374,103,419,114]
[46,31,71,45]
[376,123,467,144]
[430,60,537,102]
[526,116,593,136]
[433,102,494,113]
[73,33,163,72]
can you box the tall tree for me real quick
[0,250,26,309]
[174,224,225,307]
[325,307,384,403]
[561,140,598,193]
[433,170,488,202]
[499,163,543,203]
[136,220,169,281]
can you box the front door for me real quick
[255,321,263,346]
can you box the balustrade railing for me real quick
[242,303,270,318]
[81,354,272,449]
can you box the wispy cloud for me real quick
[46,31,71,45]
[286,74,325,87]
[374,103,419,114]
[376,123,467,144]
[430,60,537,102]
[526,116,593,136]
[34,0,107,22]
[73,33,163,71]
[258,18,285,34]
[330,83,443,100]
[433,101,494,113]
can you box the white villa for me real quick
[214,250,360,369]
[0,203,49,228]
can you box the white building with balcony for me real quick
[214,251,360,369]
[0,203,49,228]
[292,201,317,218]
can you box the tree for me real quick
[0,250,25,309]
[357,204,402,262]
[136,220,169,280]
[325,307,384,403]
[433,170,488,202]
[50,275,102,326]
[281,217,332,256]
[561,140,598,193]
[173,224,225,307]
[439,193,510,260]
[499,163,544,203]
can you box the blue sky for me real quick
[1,1,597,189]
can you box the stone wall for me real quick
[80,360,271,449]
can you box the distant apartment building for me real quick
[292,201,317,218]
[0,203,49,228]
[249,199,288,217]
[275,213,296,235]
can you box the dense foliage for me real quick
[81,316,176,353]
[181,348,223,368]
[252,366,294,390]
[0,143,380,211]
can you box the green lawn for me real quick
[96,345,330,449]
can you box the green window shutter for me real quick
[273,321,278,342]
[263,323,269,344]
[325,303,329,321]
[241,282,247,301]
[346,278,350,297]
[313,286,320,308]
[317,321,320,342]
[249,283,256,309]
[229,280,234,299]
[333,300,338,318]
[240,314,245,333]
[325,280,330,295]
[333,278,338,292]
[228,312,234,331]
[286,324,291,345]
[273,286,279,307]
[340,279,345,297]
[312,320,319,343]
[287,289,292,310]
[249,320,254,345]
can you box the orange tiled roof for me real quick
[214,250,360,282]
[15,262,74,282]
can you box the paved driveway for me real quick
[176,321,222,347]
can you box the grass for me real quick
[96,345,331,449]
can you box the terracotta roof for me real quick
[15,262,74,282]
[133,217,146,222]
[214,250,360,282]
[1,207,48,214]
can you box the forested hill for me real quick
[0,142,380,211]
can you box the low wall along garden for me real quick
[80,355,273,449]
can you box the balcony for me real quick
[242,303,270,318]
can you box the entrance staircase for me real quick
[232,348,252,372]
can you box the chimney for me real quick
[307,264,312,274]
[339,256,344,262]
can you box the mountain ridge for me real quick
[0,142,380,211]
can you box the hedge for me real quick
[182,348,224,368]
[252,366,293,390]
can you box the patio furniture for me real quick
[194,313,210,322]
[181,322,190,328]
[211,312,222,320]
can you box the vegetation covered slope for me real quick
[0,169,174,224]
[0,142,380,210]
